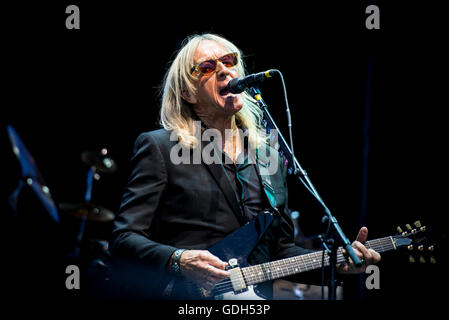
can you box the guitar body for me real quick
[208,210,274,267]
[167,211,274,299]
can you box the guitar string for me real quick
[215,250,383,294]
[213,240,395,295]
[242,237,394,285]
[213,251,351,295]
[213,237,395,293]
[213,242,382,294]
[212,237,394,294]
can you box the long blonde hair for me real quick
[159,33,266,148]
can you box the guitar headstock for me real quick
[392,221,437,264]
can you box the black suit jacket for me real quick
[109,128,319,298]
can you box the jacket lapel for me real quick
[200,134,284,224]
[200,139,247,226]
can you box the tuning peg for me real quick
[411,228,417,234]
[418,245,424,251]
[419,255,426,263]
[430,256,437,264]
[420,226,426,232]
[409,255,416,263]
[407,245,413,251]
[405,224,412,231]
[414,221,422,228]
[397,226,403,233]
[428,245,434,252]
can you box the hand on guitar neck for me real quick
[337,227,382,274]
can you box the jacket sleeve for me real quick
[109,132,177,273]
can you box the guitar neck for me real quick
[241,236,396,286]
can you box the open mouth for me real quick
[219,87,231,96]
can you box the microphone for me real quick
[226,70,276,94]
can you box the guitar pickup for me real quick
[227,259,248,294]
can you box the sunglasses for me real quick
[190,52,239,76]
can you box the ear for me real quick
[181,90,198,105]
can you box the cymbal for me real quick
[81,149,117,173]
[59,203,115,222]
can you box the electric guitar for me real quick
[167,213,431,300]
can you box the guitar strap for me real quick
[254,146,278,212]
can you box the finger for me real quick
[341,248,362,263]
[368,249,381,263]
[205,264,230,279]
[345,247,363,269]
[352,241,372,262]
[202,251,229,270]
[356,227,368,244]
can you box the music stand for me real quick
[7,125,59,223]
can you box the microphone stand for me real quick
[248,87,362,300]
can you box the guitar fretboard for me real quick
[240,236,395,286]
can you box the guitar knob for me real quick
[414,221,422,228]
[228,258,238,268]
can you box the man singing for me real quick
[109,33,380,299]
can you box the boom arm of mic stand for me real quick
[248,87,362,268]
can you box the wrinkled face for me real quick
[189,40,243,116]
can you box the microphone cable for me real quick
[272,69,298,177]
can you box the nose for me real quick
[215,61,234,81]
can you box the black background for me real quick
[1,0,447,311]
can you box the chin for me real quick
[222,104,242,116]
[222,96,243,114]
